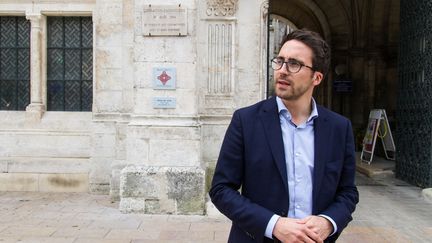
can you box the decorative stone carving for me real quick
[206,0,238,17]
[207,22,233,94]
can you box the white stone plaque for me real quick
[152,97,176,109]
[142,5,187,36]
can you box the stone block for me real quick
[89,157,113,184]
[95,24,123,45]
[201,124,228,162]
[92,133,117,158]
[95,68,123,91]
[95,47,123,69]
[5,157,90,174]
[125,136,149,164]
[205,164,216,193]
[422,188,432,203]
[39,173,88,192]
[0,132,91,158]
[134,37,196,63]
[0,173,38,191]
[95,1,123,25]
[119,165,205,214]
[0,160,7,173]
[94,90,123,113]
[89,182,110,195]
[134,89,197,115]
[147,126,200,140]
[149,139,200,166]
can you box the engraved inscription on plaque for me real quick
[142,5,187,36]
[152,97,176,109]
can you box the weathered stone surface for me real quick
[120,165,205,214]
[0,0,261,206]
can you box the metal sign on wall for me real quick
[142,4,187,36]
[152,67,176,90]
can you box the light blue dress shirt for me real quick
[265,97,337,239]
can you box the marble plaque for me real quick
[142,5,187,36]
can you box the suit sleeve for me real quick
[209,110,275,241]
[320,119,359,236]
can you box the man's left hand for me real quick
[300,215,333,240]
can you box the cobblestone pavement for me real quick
[0,172,431,242]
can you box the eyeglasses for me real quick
[271,57,314,73]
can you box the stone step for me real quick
[0,172,88,192]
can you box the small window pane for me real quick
[17,18,30,47]
[65,18,80,48]
[81,80,92,111]
[17,49,30,79]
[82,49,92,80]
[65,49,81,80]
[0,80,16,110]
[82,19,92,48]
[0,18,15,47]
[0,49,17,79]
[47,49,64,80]
[47,80,64,111]
[47,17,63,48]
[17,80,30,109]
[47,16,93,111]
[0,16,30,111]
[65,80,81,111]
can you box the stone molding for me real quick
[206,0,238,17]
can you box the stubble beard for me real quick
[275,81,308,101]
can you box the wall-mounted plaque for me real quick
[142,5,187,36]
[152,97,176,109]
[152,67,176,90]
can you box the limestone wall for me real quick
[0,0,267,214]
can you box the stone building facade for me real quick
[0,0,401,214]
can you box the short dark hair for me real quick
[280,29,330,77]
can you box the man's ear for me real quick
[313,72,323,86]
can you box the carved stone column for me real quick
[26,14,45,120]
[201,0,238,114]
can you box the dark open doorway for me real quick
[267,0,400,150]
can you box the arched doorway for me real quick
[266,0,400,150]
[267,0,333,108]
[267,14,297,97]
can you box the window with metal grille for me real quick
[47,16,92,111]
[0,16,30,110]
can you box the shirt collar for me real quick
[276,96,319,123]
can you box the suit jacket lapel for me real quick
[259,97,288,193]
[312,106,330,214]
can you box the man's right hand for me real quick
[272,217,323,243]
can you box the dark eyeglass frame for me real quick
[271,57,315,73]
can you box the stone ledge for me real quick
[422,188,432,203]
[119,165,205,215]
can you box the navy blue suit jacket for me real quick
[209,97,359,243]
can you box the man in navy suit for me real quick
[209,29,359,243]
